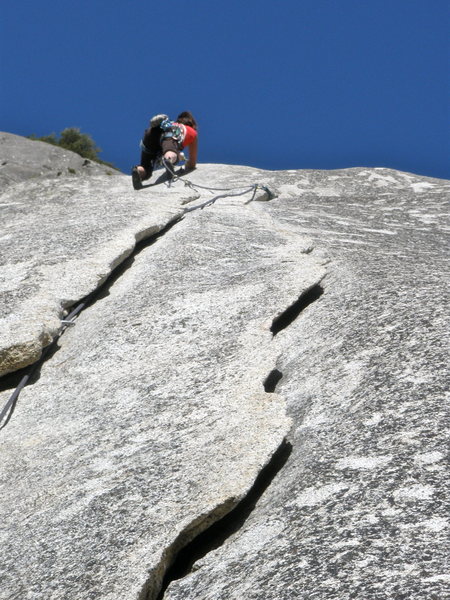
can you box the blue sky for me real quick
[1,0,448,179]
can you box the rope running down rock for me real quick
[161,159,277,212]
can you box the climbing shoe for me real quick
[131,166,143,190]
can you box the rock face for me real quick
[0,131,116,190]
[0,134,448,600]
[165,169,450,600]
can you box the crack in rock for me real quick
[270,284,324,336]
[152,288,324,598]
[0,190,324,599]
[153,440,292,600]
[0,173,188,378]
[263,369,283,393]
[0,217,182,429]
[161,167,450,600]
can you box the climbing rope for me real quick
[161,160,277,211]
[183,184,258,212]
[0,301,86,430]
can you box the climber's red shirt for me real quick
[175,123,197,148]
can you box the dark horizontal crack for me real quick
[0,216,183,430]
[270,284,323,336]
[155,440,292,600]
[263,369,283,393]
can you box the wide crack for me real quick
[152,440,292,600]
[270,284,324,335]
[263,369,283,393]
[0,216,183,430]
[151,285,324,598]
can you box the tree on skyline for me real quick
[28,128,117,169]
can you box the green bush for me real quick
[28,128,118,170]
[28,133,59,146]
[59,128,100,161]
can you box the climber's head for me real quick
[176,111,198,130]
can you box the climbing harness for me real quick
[140,120,185,156]
[160,119,185,145]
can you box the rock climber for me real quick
[131,111,198,189]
